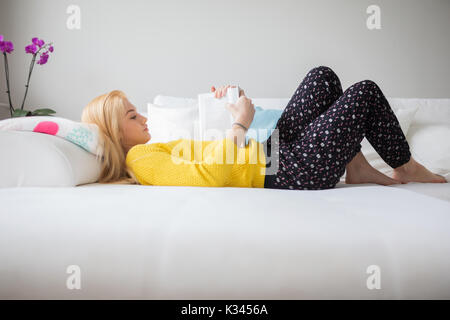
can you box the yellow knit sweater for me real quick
[125,137,267,188]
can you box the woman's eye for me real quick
[131,115,137,119]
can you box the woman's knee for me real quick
[307,66,342,90]
[348,80,381,94]
[342,80,383,107]
[308,65,335,78]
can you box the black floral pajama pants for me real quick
[263,66,412,190]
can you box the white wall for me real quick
[0,0,449,120]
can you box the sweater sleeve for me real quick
[126,138,238,187]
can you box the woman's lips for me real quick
[144,126,148,131]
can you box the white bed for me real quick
[1,97,450,299]
[1,182,450,299]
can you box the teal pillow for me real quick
[245,106,282,144]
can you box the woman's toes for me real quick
[393,164,447,184]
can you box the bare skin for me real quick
[346,151,447,185]
[345,151,402,185]
[392,157,447,184]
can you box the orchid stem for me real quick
[3,52,15,117]
[20,53,36,111]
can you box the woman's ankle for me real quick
[392,156,447,183]
[346,151,365,172]
[394,157,416,173]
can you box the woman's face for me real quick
[120,98,151,152]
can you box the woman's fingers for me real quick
[220,85,228,98]
[220,85,232,98]
[212,84,239,98]
[217,86,224,98]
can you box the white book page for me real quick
[198,92,234,140]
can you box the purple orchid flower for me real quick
[49,46,54,53]
[32,37,45,48]
[0,40,14,54]
[37,51,49,65]
[25,44,38,54]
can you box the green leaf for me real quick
[31,108,57,116]
[12,109,32,117]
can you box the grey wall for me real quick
[0,0,449,120]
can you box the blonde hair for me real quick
[81,90,140,185]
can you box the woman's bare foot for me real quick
[392,157,447,184]
[345,151,402,185]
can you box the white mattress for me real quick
[335,180,450,202]
[1,182,450,299]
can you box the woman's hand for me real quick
[210,85,245,98]
[226,96,255,129]
[225,96,254,148]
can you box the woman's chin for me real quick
[145,132,151,143]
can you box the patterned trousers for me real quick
[263,66,411,190]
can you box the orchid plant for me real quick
[0,35,56,117]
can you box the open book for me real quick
[198,87,239,141]
[197,88,282,143]
[198,93,232,140]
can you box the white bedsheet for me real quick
[335,180,450,202]
[1,182,450,299]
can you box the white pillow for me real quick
[388,98,424,134]
[404,98,450,178]
[407,124,450,174]
[153,95,198,109]
[147,103,200,143]
[408,98,450,126]
[0,116,102,155]
[0,131,101,187]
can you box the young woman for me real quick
[81,66,446,188]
